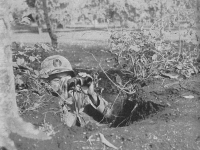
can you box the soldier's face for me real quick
[50,78,61,92]
[49,72,72,93]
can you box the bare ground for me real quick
[10,73,200,150]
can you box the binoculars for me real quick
[67,75,93,91]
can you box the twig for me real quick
[85,50,136,95]
[116,102,138,128]
[20,103,48,114]
[116,117,130,128]
[87,134,95,145]
[43,112,47,124]
[111,80,132,109]
[128,54,136,75]
[177,8,182,60]
[99,133,118,149]
[42,110,61,115]
[131,103,138,113]
[97,80,132,124]
[120,69,134,75]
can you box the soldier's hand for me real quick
[78,72,94,96]
[82,81,100,107]
[81,81,96,96]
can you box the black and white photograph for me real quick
[0,0,200,149]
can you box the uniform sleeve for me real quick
[87,94,108,109]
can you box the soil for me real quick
[10,72,200,150]
[10,40,200,150]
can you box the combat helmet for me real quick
[40,55,75,78]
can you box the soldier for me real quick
[40,55,112,127]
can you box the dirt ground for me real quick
[11,72,200,150]
[10,32,200,150]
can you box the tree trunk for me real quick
[36,15,43,34]
[35,7,43,35]
[42,0,58,48]
[159,0,163,37]
[0,1,50,150]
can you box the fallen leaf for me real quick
[114,73,122,86]
[87,135,95,145]
[41,43,50,51]
[34,70,39,76]
[99,133,118,149]
[129,45,140,52]
[17,57,25,66]
[182,95,194,99]
[152,54,157,61]
[15,75,24,85]
[29,56,35,62]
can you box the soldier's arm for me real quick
[76,72,112,118]
[86,82,112,118]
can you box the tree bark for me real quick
[35,7,43,35]
[0,1,51,150]
[42,0,58,48]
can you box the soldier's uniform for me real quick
[40,55,112,127]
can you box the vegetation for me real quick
[10,0,200,47]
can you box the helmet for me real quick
[40,55,75,78]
